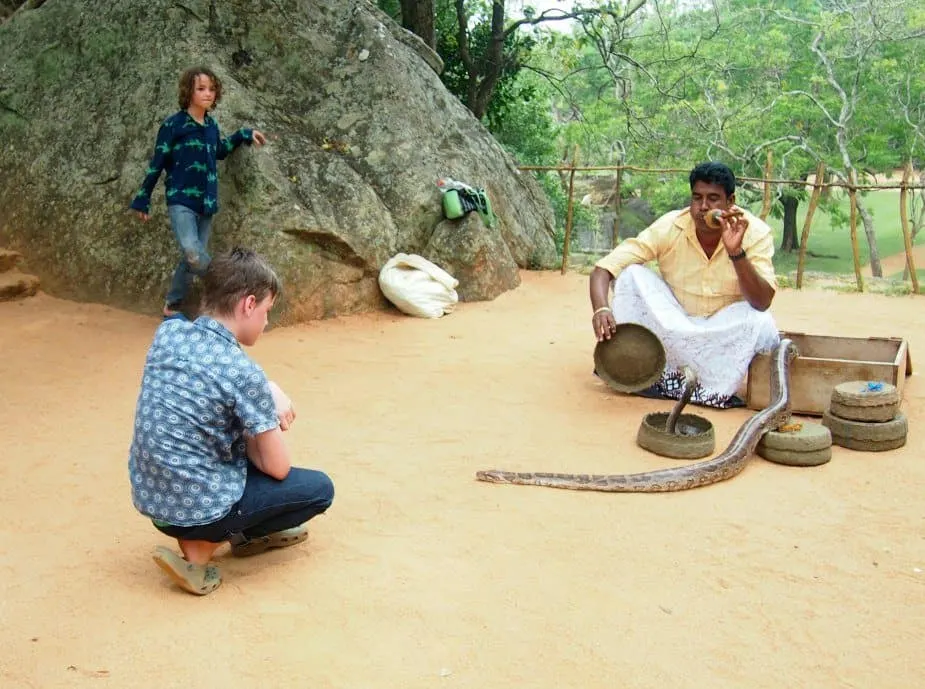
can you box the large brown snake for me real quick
[475,338,798,492]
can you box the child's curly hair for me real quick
[177,66,223,110]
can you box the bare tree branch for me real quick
[503,0,647,37]
[782,89,842,128]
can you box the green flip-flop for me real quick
[152,546,222,596]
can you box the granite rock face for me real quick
[0,0,556,321]
[423,213,520,302]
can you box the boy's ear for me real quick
[238,294,257,316]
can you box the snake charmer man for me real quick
[589,161,780,409]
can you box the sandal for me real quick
[231,526,309,558]
[152,546,222,596]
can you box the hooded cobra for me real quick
[475,338,797,493]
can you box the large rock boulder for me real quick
[424,213,520,302]
[0,0,557,322]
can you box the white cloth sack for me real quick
[378,253,459,318]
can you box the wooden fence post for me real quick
[611,164,624,249]
[560,146,579,275]
[900,161,919,294]
[796,161,826,289]
[848,170,864,292]
[760,150,773,220]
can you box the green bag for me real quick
[442,187,495,228]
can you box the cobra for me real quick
[475,339,798,493]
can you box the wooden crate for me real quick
[746,332,913,416]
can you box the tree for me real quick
[400,0,436,49]
[382,1,647,120]
[1,0,47,22]
[767,0,925,275]
[553,0,923,270]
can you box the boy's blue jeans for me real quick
[166,204,213,308]
[153,467,335,543]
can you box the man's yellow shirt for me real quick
[595,208,777,318]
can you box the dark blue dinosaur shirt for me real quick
[130,110,253,216]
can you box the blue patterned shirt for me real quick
[128,316,278,526]
[130,110,253,216]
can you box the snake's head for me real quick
[476,470,505,483]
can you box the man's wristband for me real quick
[728,249,747,262]
[592,306,612,317]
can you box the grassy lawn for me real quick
[885,268,925,294]
[888,268,925,281]
[742,190,923,276]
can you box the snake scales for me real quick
[475,338,798,493]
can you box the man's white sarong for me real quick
[610,265,780,408]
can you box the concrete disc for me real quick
[829,434,907,452]
[830,381,899,409]
[757,444,832,467]
[822,411,908,443]
[759,422,832,452]
[829,399,898,422]
[636,412,715,459]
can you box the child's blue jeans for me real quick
[153,467,335,543]
[165,204,213,308]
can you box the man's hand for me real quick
[589,267,618,342]
[592,308,618,342]
[134,210,150,222]
[268,381,296,431]
[719,205,748,255]
[251,130,267,147]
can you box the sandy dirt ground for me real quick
[1,272,923,689]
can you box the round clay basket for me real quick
[594,323,666,394]
[636,412,715,459]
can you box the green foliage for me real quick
[536,173,570,254]
[376,0,400,20]
[532,172,600,256]
[374,0,924,274]
[438,3,540,117]
[632,174,690,218]
[485,71,559,165]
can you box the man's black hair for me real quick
[689,162,737,196]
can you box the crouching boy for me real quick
[127,247,334,595]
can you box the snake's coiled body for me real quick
[475,339,797,493]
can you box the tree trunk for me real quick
[779,194,799,252]
[611,165,623,248]
[0,0,38,22]
[557,148,571,192]
[907,176,925,279]
[399,0,435,50]
[467,0,506,119]
[0,1,18,20]
[858,200,881,278]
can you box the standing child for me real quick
[128,248,335,596]
[131,66,267,318]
